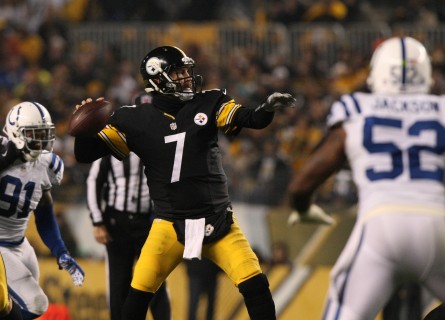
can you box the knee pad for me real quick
[238,273,270,297]
[10,288,48,319]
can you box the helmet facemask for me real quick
[163,66,202,101]
[20,126,55,161]
[141,46,203,102]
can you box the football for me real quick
[68,99,113,137]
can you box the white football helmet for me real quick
[367,36,432,94]
[3,101,55,162]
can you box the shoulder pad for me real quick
[40,153,64,185]
[326,93,363,129]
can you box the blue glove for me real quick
[58,253,85,286]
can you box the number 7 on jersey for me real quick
[165,132,186,183]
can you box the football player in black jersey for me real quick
[74,45,296,320]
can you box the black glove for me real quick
[261,92,296,112]
[0,141,21,171]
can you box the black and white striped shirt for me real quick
[87,152,151,225]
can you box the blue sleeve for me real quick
[34,204,68,258]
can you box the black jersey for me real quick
[96,89,274,220]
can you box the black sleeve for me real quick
[232,106,275,129]
[74,136,111,163]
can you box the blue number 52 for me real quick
[364,117,445,182]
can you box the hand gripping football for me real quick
[68,98,113,137]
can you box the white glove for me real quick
[288,204,335,226]
[262,92,296,112]
[58,253,85,286]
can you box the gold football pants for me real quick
[131,217,263,292]
[0,253,10,314]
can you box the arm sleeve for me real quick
[34,204,68,258]
[215,101,274,138]
[74,136,111,163]
[215,90,275,136]
[233,106,275,129]
[87,158,109,225]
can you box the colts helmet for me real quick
[367,36,432,94]
[3,101,55,162]
[140,46,202,101]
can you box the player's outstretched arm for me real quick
[34,191,85,286]
[288,126,346,225]
[231,92,297,131]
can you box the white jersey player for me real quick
[288,37,445,319]
[0,102,85,319]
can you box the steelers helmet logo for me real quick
[182,56,195,66]
[145,57,162,75]
[194,113,208,126]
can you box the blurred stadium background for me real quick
[1,0,444,319]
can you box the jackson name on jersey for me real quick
[327,92,445,216]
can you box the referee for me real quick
[87,109,171,319]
